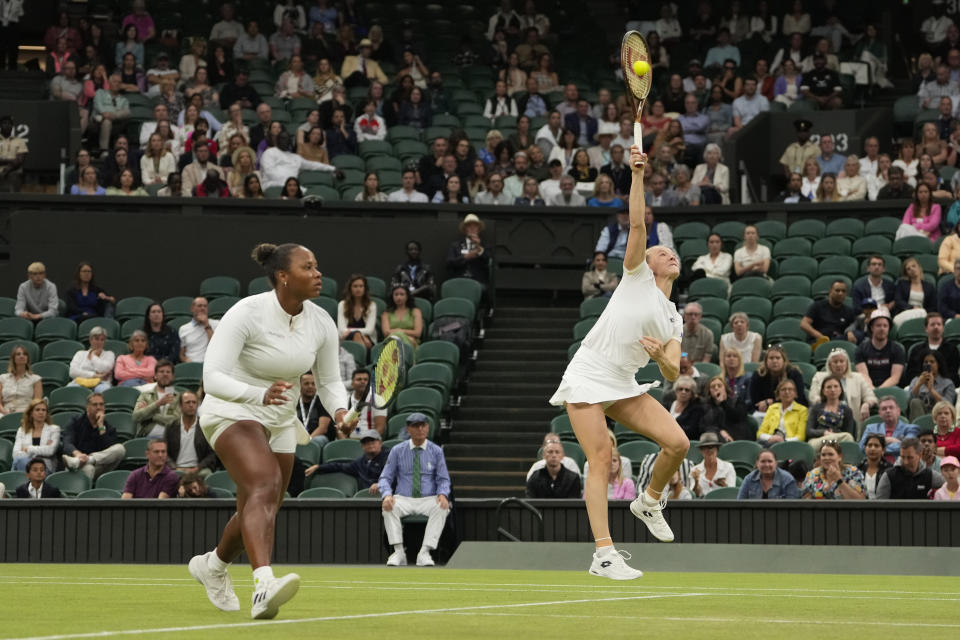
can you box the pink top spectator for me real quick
[609,478,637,500]
[902,203,942,243]
[932,484,960,500]
[121,14,155,42]
[114,354,157,383]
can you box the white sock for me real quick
[207,550,229,572]
[597,545,617,556]
[252,566,274,588]
[419,545,433,554]
[393,543,404,553]
[643,487,664,505]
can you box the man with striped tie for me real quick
[378,412,451,567]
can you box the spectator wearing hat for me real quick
[779,119,818,178]
[801,53,843,110]
[447,214,490,285]
[690,433,736,497]
[340,38,387,86]
[306,429,389,495]
[738,449,800,499]
[0,114,27,192]
[844,297,878,345]
[379,412,451,567]
[932,455,960,500]
[875,436,943,499]
[854,306,905,388]
[586,121,619,170]
[852,255,896,313]
[14,262,57,322]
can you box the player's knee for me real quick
[662,434,690,459]
[588,446,612,471]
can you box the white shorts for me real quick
[200,414,299,454]
[549,345,657,409]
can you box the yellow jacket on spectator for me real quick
[757,401,808,442]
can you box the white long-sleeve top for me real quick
[260,147,335,190]
[13,423,60,460]
[69,349,116,380]
[199,292,348,431]
[336,300,377,344]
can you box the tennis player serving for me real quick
[549,145,689,580]
[188,243,351,618]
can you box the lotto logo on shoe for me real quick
[600,560,613,568]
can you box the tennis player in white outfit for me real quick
[550,146,690,580]
[188,243,351,619]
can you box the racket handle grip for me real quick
[343,409,358,424]
[633,122,644,162]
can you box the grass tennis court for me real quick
[1,563,957,639]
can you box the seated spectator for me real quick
[432,174,470,204]
[274,55,313,99]
[645,209,675,251]
[757,378,807,444]
[548,175,587,206]
[596,445,636,499]
[836,155,867,200]
[526,440,580,499]
[814,172,840,202]
[905,314,960,388]
[306,429,388,494]
[50,60,88,132]
[852,255,896,312]
[447,214,490,286]
[809,348,877,424]
[219,68,261,111]
[209,2,244,47]
[141,133,178,186]
[115,23,145,68]
[801,53,843,110]
[180,142,224,195]
[338,275,376,349]
[738,449,799,499]
[184,67,219,110]
[919,427,942,472]
[586,122,618,170]
[474,172,512,205]
[733,225,771,279]
[68,326,115,393]
[145,52,180,99]
[859,396,919,461]
[64,262,114,323]
[106,168,148,197]
[876,436,943,499]
[114,330,157,387]
[718,349,749,404]
[143,304,180,364]
[381,286,422,349]
[397,86,432,131]
[582,251,618,300]
[667,375,706,440]
[518,76,547,118]
[939,222,960,277]
[227,146,259,196]
[338,369,387,439]
[15,262,58,322]
[750,344,807,415]
[14,458,63,499]
[11,399,59,472]
[701,374,752,441]
[354,101,386,142]
[651,122,684,172]
[378,412,451,566]
[587,174,623,208]
[513,177,544,206]
[800,157,821,200]
[483,79,518,122]
[387,168,429,203]
[663,354,707,398]
[800,280,854,346]
[61,393,125,480]
[902,183,942,244]
[720,312,762,364]
[703,87,733,146]
[164,391,216,475]
[893,257,937,324]
[261,131,336,190]
[234,20,269,62]
[600,145,630,197]
[691,433,736,496]
[668,164,700,206]
[355,172,388,203]
[527,433,581,481]
[323,107,357,159]
[311,58,342,103]
[0,345,41,416]
[644,171,677,207]
[705,28,741,68]
[934,452,960,500]
[339,38,387,85]
[854,307,905,387]
[121,0,155,42]
[133,359,179,438]
[592,210,629,259]
[390,241,436,301]
[242,174,265,198]
[815,134,846,175]
[778,171,810,203]
[801,441,866,499]
[295,371,335,446]
[66,150,95,194]
[121,439,178,499]
[681,302,715,363]
[773,59,803,108]
[906,350,956,420]
[858,433,892,499]
[691,144,730,204]
[179,297,218,363]
[280,176,303,199]
[91,74,131,155]
[729,76,769,135]
[805,375,857,450]
[269,15,302,63]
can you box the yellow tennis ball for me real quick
[632,60,650,76]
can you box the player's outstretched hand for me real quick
[263,381,292,405]
[630,146,647,172]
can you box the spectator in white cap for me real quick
[446,213,490,285]
[305,429,389,495]
[587,121,619,169]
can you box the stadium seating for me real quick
[45,470,91,496]
[309,472,358,496]
[299,487,346,499]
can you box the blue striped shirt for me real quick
[378,440,451,499]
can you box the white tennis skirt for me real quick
[549,345,657,408]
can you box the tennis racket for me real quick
[343,337,405,423]
[621,30,652,166]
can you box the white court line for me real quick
[451,612,960,629]
[2,592,704,640]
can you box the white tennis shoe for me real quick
[415,549,435,566]
[588,547,643,580]
[250,573,301,619]
[188,552,240,612]
[386,549,408,566]
[630,493,675,542]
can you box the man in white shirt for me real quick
[921,2,954,46]
[859,136,880,177]
[139,103,182,147]
[502,152,531,200]
[535,110,563,158]
[486,0,521,41]
[165,391,216,476]
[260,131,337,189]
[179,297,219,363]
[15,458,62,498]
[233,19,269,61]
[354,100,386,142]
[547,175,586,206]
[341,370,387,437]
[209,2,244,47]
[538,159,564,202]
[387,169,429,203]
[145,52,180,98]
[474,173,512,205]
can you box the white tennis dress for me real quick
[199,291,348,453]
[550,261,682,407]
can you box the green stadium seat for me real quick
[0,339,40,363]
[33,360,69,392]
[892,236,934,258]
[395,387,444,421]
[893,95,920,125]
[839,441,864,465]
[309,471,358,495]
[729,278,771,302]
[0,470,26,489]
[199,276,241,299]
[788,219,826,241]
[765,318,806,343]
[105,412,136,442]
[305,185,341,200]
[45,470,90,496]
[770,441,815,466]
[263,185,283,199]
[778,256,818,280]
[394,140,429,161]
[387,412,438,440]
[636,362,662,383]
[688,278,728,301]
[0,317,33,342]
[579,297,608,319]
[678,239,707,266]
[811,275,852,299]
[352,488,380,498]
[730,296,772,323]
[875,386,909,411]
[813,340,856,368]
[0,439,12,471]
[341,339,368,367]
[50,386,91,413]
[703,486,739,499]
[115,296,153,322]
[433,297,476,321]
[897,318,928,348]
[407,362,454,403]
[915,253,938,277]
[358,140,393,158]
[388,125,422,142]
[295,441,322,466]
[606,258,623,276]
[103,386,140,412]
[423,126,453,143]
[753,220,787,241]
[618,440,660,461]
[208,296,240,319]
[33,317,78,345]
[366,155,402,173]
[573,318,596,341]
[698,298,729,323]
[812,237,851,259]
[311,296,338,321]
[206,470,237,495]
[694,362,721,377]
[825,218,865,241]
[779,340,811,364]
[818,256,859,280]
[174,362,203,389]
[94,469,130,491]
[852,235,892,259]
[718,440,761,465]
[0,297,14,318]
[415,341,460,370]
[771,276,811,301]
[119,319,141,341]
[712,220,746,245]
[299,487,346,499]
[772,237,812,259]
[864,217,903,238]
[673,221,711,243]
[50,412,80,429]
[773,296,814,318]
[248,276,271,295]
[162,296,194,318]
[322,438,361,463]
[795,361,817,386]
[332,154,365,171]
[76,488,122,499]
[440,278,484,308]
[550,414,572,434]
[78,317,120,341]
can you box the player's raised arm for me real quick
[622,145,649,272]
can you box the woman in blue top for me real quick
[64,262,115,321]
[70,166,107,195]
[587,174,625,208]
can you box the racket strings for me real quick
[621,33,651,99]
[375,341,401,403]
